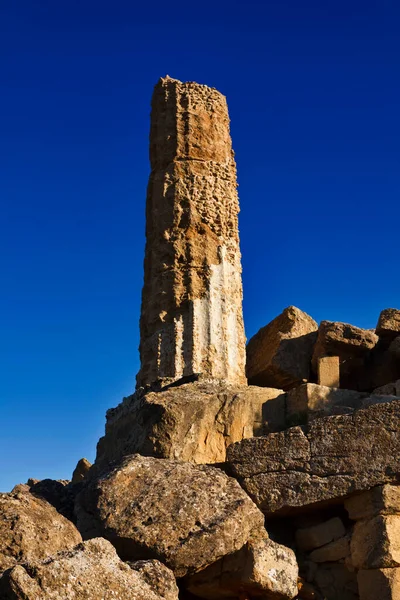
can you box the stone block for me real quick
[318,356,340,387]
[312,320,378,389]
[357,568,400,600]
[227,400,400,515]
[96,382,285,469]
[374,379,400,396]
[246,306,318,390]
[309,535,350,562]
[296,518,346,552]
[351,514,400,569]
[76,454,264,578]
[313,563,358,600]
[286,383,366,424]
[376,308,400,342]
[345,485,400,520]
[184,532,298,599]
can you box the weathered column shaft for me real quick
[137,76,246,388]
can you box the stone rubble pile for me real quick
[2,76,400,600]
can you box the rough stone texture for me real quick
[375,379,400,396]
[29,478,76,521]
[0,538,177,600]
[137,76,246,389]
[227,400,400,515]
[357,568,400,600]
[309,535,350,563]
[345,484,400,520]
[0,488,82,574]
[376,308,400,342]
[184,532,298,599]
[72,457,92,485]
[317,356,340,387]
[351,514,400,569]
[286,383,367,424]
[76,454,264,578]
[313,563,358,600]
[246,306,318,390]
[295,518,346,552]
[127,559,180,600]
[312,320,378,389]
[96,382,285,469]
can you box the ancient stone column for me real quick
[136,76,246,389]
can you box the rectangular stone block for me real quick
[358,568,400,600]
[296,517,346,552]
[345,485,400,520]
[351,515,400,569]
[286,383,366,424]
[318,356,340,387]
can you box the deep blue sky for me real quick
[1,0,399,491]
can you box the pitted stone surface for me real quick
[137,77,246,388]
[0,538,176,600]
[0,489,82,573]
[227,400,400,515]
[75,454,264,578]
[95,381,284,468]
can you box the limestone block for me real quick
[227,400,400,515]
[184,532,298,599]
[76,454,264,578]
[376,308,400,342]
[309,535,350,562]
[95,382,285,469]
[313,563,358,600]
[351,514,400,569]
[318,356,340,387]
[246,306,318,390]
[312,320,378,389]
[345,485,400,520]
[374,379,400,396]
[0,538,178,600]
[296,518,346,552]
[357,568,400,600]
[0,488,82,573]
[286,383,366,424]
[72,457,92,485]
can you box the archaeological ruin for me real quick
[1,77,400,600]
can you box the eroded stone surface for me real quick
[317,356,340,387]
[0,538,176,600]
[246,306,318,390]
[76,454,264,578]
[137,76,246,388]
[312,320,378,389]
[72,457,92,485]
[357,568,400,600]
[0,488,82,573]
[351,514,400,569]
[184,532,298,599]
[295,518,346,552]
[345,484,400,520]
[95,382,285,468]
[227,400,400,514]
[376,309,400,342]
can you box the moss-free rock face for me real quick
[227,400,400,515]
[312,320,378,390]
[76,454,265,578]
[184,532,298,599]
[246,306,318,390]
[95,381,285,469]
[0,538,178,600]
[0,488,82,573]
[376,309,400,342]
[138,77,246,389]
